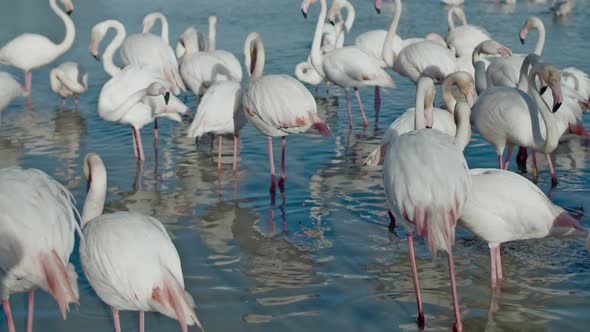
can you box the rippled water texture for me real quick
[1,0,590,331]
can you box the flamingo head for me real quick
[142,13,159,34]
[60,0,74,15]
[83,153,103,193]
[301,0,316,19]
[178,27,207,54]
[520,16,542,45]
[538,64,563,112]
[327,1,344,26]
[375,0,383,14]
[146,82,171,105]
[89,21,115,61]
[452,71,476,107]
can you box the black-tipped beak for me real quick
[164,91,170,105]
[519,37,525,45]
[540,86,547,95]
[376,8,381,14]
[302,9,307,19]
[67,9,73,16]
[91,53,100,62]
[329,19,335,26]
[553,102,562,113]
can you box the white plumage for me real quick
[50,62,88,103]
[0,72,26,114]
[445,7,491,58]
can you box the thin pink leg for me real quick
[490,247,497,288]
[345,89,353,129]
[2,298,16,332]
[233,135,238,171]
[131,126,138,159]
[546,154,558,186]
[61,98,66,108]
[140,310,145,332]
[268,137,276,193]
[74,96,79,108]
[532,150,538,178]
[374,86,381,111]
[354,87,369,127]
[27,289,34,332]
[447,251,463,332]
[503,146,514,170]
[279,136,286,189]
[407,234,425,328]
[25,71,32,93]
[134,127,145,161]
[217,136,223,170]
[112,307,121,332]
[495,246,503,283]
[497,154,504,170]
[153,119,159,149]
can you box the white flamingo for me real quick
[364,72,475,166]
[0,72,26,117]
[383,76,473,331]
[471,40,514,93]
[459,168,590,288]
[142,12,169,43]
[302,0,395,128]
[0,167,80,332]
[50,61,88,107]
[79,153,202,332]
[551,0,575,17]
[472,58,565,184]
[98,66,188,161]
[0,0,75,93]
[242,32,331,193]
[445,6,491,58]
[187,81,246,171]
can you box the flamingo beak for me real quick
[91,53,100,62]
[301,1,310,19]
[519,28,528,45]
[375,0,382,13]
[550,81,563,113]
[301,9,307,19]
[164,92,170,105]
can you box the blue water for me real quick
[1,0,590,331]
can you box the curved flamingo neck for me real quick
[244,33,265,78]
[453,101,472,151]
[471,46,487,93]
[527,70,558,153]
[310,0,327,77]
[414,79,432,130]
[442,76,457,113]
[531,20,545,55]
[335,20,346,48]
[144,13,169,43]
[382,0,402,68]
[81,155,107,228]
[208,16,217,52]
[516,54,540,91]
[103,21,126,77]
[340,0,355,32]
[50,0,75,56]
[447,7,467,31]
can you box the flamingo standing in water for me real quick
[383,76,473,331]
[0,0,75,93]
[242,32,331,193]
[79,153,202,332]
[445,6,491,58]
[50,62,88,107]
[302,0,395,129]
[0,73,26,118]
[0,167,80,332]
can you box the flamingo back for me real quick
[394,41,456,83]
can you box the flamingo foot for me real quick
[453,321,463,332]
[278,176,285,191]
[551,176,558,187]
[270,174,276,193]
[516,147,528,173]
[417,313,426,329]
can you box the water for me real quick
[1,0,590,330]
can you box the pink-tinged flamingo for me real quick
[302,0,395,129]
[242,32,331,193]
[50,62,88,108]
[0,0,75,93]
[445,6,491,58]
[79,153,203,332]
[0,167,80,332]
[383,76,473,331]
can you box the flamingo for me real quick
[242,32,331,193]
[302,0,395,129]
[551,0,575,17]
[377,0,456,84]
[142,12,169,43]
[459,168,590,289]
[445,6,491,58]
[79,153,202,332]
[364,71,475,166]
[383,76,473,331]
[179,17,242,103]
[49,62,88,107]
[0,167,80,332]
[0,0,74,93]
[471,57,565,184]
[0,72,26,116]
[471,40,514,93]
[98,66,189,161]
[187,81,246,171]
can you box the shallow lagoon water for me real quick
[1,0,590,331]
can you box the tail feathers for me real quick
[408,204,458,256]
[150,268,203,332]
[40,250,79,319]
[363,144,387,166]
[362,72,396,89]
[309,112,331,136]
[187,117,206,138]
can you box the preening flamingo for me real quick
[0,0,75,93]
[445,6,491,58]
[187,81,246,171]
[0,167,80,332]
[302,0,395,128]
[242,32,330,193]
[459,168,590,288]
[50,62,88,107]
[383,76,473,331]
[142,12,169,43]
[79,153,202,332]
[551,0,575,17]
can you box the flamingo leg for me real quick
[153,119,159,149]
[279,136,286,190]
[354,87,369,127]
[74,96,78,108]
[140,310,145,332]
[516,147,528,173]
[490,246,497,288]
[61,97,66,109]
[447,250,463,332]
[2,298,16,332]
[217,136,223,170]
[27,289,34,332]
[503,146,514,170]
[532,150,539,178]
[268,137,276,193]
[495,246,503,283]
[374,86,381,112]
[345,89,353,129]
[112,307,121,332]
[407,233,425,328]
[24,70,31,93]
[233,135,238,171]
[131,126,138,159]
[134,127,145,161]
[497,154,504,170]
[546,154,558,186]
